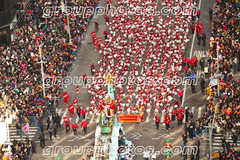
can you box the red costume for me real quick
[60,92,70,104]
[72,123,78,130]
[68,105,74,117]
[165,114,171,124]
[73,98,78,106]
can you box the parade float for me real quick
[89,73,135,160]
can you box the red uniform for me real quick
[81,109,87,117]
[72,123,78,130]
[155,116,160,123]
[180,108,185,115]
[195,22,199,34]
[199,23,204,35]
[81,120,88,127]
[165,114,171,124]
[177,114,183,120]
[166,143,172,149]
[73,98,78,106]
[76,86,79,94]
[68,105,74,117]
[60,92,70,104]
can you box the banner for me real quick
[118,115,140,122]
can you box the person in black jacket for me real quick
[222,136,226,150]
[202,32,206,46]
[199,58,205,71]
[200,78,205,93]
[185,108,189,123]
[47,115,51,130]
[39,132,45,148]
[48,126,53,140]
[189,120,195,139]
[53,123,57,138]
[232,133,238,147]
[31,140,36,153]
[56,113,61,128]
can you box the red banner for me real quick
[118,115,140,122]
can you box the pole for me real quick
[209,42,219,159]
[39,46,46,97]
[65,0,72,44]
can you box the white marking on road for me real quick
[198,107,202,117]
[183,106,188,123]
[160,111,165,123]
[152,134,167,140]
[75,116,79,123]
[191,106,195,114]
[169,106,173,121]
[61,109,68,124]
[189,0,203,59]
[130,133,142,140]
[57,108,62,115]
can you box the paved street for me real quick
[31,0,220,160]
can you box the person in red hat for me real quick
[164,113,171,131]
[60,91,70,105]
[72,122,79,135]
[68,104,74,118]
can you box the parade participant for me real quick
[199,23,204,35]
[180,107,185,120]
[83,73,88,85]
[73,97,78,107]
[60,92,70,105]
[76,86,79,98]
[171,108,176,123]
[166,139,172,158]
[155,115,160,130]
[191,22,195,34]
[81,119,88,134]
[72,122,79,135]
[76,106,81,118]
[91,63,95,75]
[197,9,201,18]
[64,118,71,134]
[103,30,109,40]
[177,112,183,126]
[81,108,87,119]
[68,104,74,118]
[164,113,171,131]
[139,110,144,123]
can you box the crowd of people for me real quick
[88,0,195,125]
[0,0,99,159]
[178,0,240,159]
